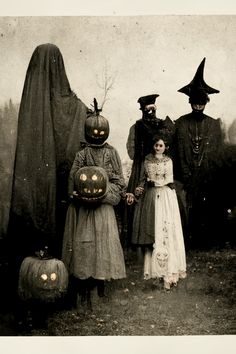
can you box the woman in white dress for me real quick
[131,135,187,290]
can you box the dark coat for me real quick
[174,112,223,192]
[173,111,224,248]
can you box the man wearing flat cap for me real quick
[174,58,224,249]
[124,94,174,248]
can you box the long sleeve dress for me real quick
[62,143,126,281]
[132,153,186,285]
[124,116,175,246]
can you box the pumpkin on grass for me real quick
[74,166,108,203]
[18,251,68,303]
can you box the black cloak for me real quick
[9,43,87,258]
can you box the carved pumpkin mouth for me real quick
[83,188,104,194]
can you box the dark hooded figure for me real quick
[8,43,87,263]
[123,94,175,248]
[174,58,224,249]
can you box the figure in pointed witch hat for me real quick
[178,57,219,101]
[174,58,224,249]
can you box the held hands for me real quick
[125,188,145,205]
[135,186,144,197]
[125,193,135,205]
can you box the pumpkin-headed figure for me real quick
[74,166,108,203]
[85,98,110,145]
[18,252,69,303]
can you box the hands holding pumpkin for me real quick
[68,190,79,201]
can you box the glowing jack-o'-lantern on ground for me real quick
[18,249,69,303]
[74,166,108,203]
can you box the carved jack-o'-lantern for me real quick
[18,252,69,303]
[85,114,109,145]
[74,166,108,203]
[85,98,110,145]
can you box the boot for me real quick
[77,279,93,314]
[97,280,105,297]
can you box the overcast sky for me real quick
[1,4,236,163]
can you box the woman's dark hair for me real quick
[152,132,171,148]
[151,134,171,156]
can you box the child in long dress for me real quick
[131,134,187,290]
[62,102,126,310]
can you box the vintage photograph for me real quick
[0,2,235,350]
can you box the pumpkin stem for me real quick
[93,98,102,116]
[35,245,52,260]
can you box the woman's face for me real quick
[153,139,165,155]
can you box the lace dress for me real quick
[132,154,186,286]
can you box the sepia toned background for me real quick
[0,15,236,161]
[0,0,236,353]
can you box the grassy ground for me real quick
[25,247,236,336]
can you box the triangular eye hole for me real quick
[93,129,98,135]
[99,131,105,135]
[92,174,98,181]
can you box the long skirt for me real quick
[62,203,126,280]
[133,186,186,285]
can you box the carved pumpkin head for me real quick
[18,255,69,303]
[74,166,108,202]
[85,98,109,145]
[85,114,109,145]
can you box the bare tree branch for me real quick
[95,62,117,111]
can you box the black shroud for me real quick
[8,43,87,259]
